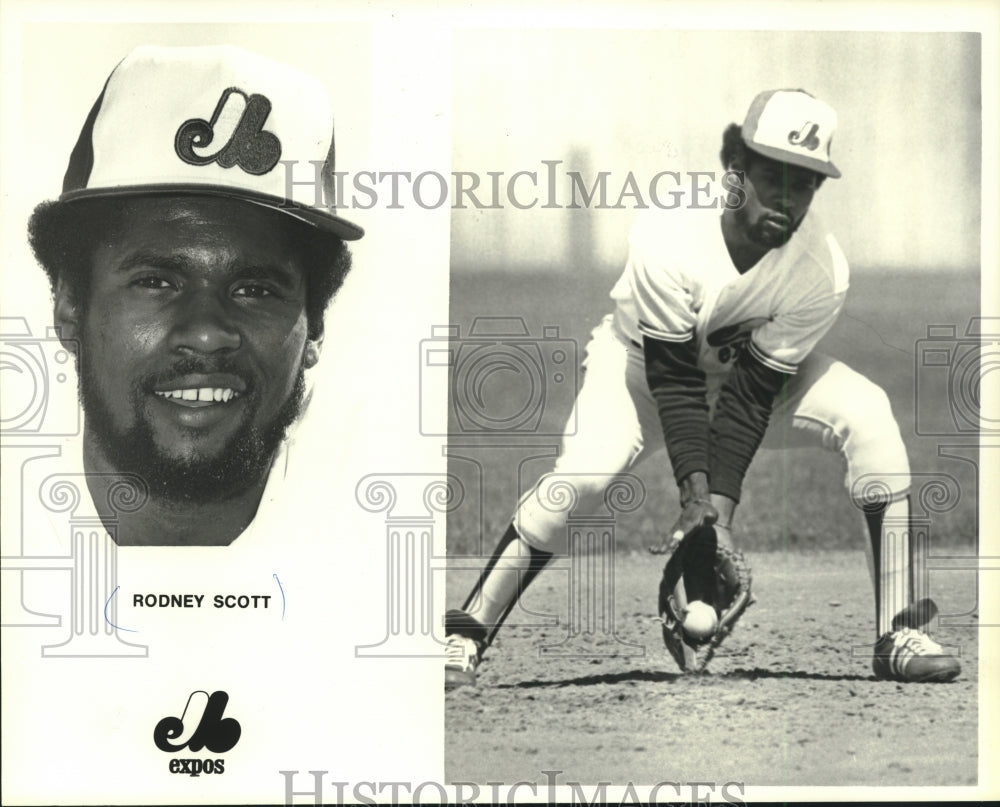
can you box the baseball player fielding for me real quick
[444,88,961,689]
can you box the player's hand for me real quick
[648,498,719,554]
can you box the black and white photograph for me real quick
[1,1,997,805]
[0,6,448,804]
[442,18,996,798]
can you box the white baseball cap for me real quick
[59,44,363,239]
[740,89,841,179]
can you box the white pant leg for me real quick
[515,316,665,551]
[764,352,911,502]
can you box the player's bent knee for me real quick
[515,472,620,553]
[843,381,901,443]
[840,379,911,495]
[535,472,619,513]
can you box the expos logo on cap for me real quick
[740,88,841,179]
[59,44,363,240]
[174,88,282,176]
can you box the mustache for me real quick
[138,357,255,393]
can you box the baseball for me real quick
[683,601,718,640]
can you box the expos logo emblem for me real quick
[174,88,282,175]
[787,121,821,151]
[154,690,241,754]
[707,317,771,366]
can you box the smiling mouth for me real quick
[154,387,241,404]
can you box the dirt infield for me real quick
[445,551,978,788]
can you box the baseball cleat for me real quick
[445,634,483,689]
[872,627,961,683]
[444,609,488,690]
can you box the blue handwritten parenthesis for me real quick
[104,585,138,633]
[273,573,285,620]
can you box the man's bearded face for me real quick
[71,197,318,503]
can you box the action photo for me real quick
[442,26,989,794]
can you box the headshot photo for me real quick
[27,43,363,546]
[1,15,448,805]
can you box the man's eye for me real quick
[233,283,274,299]
[132,276,174,290]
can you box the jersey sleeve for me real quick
[643,335,711,485]
[626,219,700,343]
[749,234,849,373]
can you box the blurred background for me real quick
[446,29,985,557]
[452,29,981,275]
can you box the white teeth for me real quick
[154,388,239,402]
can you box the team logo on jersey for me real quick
[174,88,282,175]
[787,122,821,151]
[708,317,771,366]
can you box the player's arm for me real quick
[642,334,719,550]
[625,214,719,546]
[707,344,791,503]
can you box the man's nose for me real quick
[167,291,241,354]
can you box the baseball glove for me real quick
[657,524,754,672]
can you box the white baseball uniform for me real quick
[515,202,911,551]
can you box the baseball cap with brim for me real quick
[58,44,363,240]
[741,89,841,179]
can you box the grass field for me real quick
[445,267,980,555]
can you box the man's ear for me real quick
[304,335,322,369]
[53,277,80,349]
